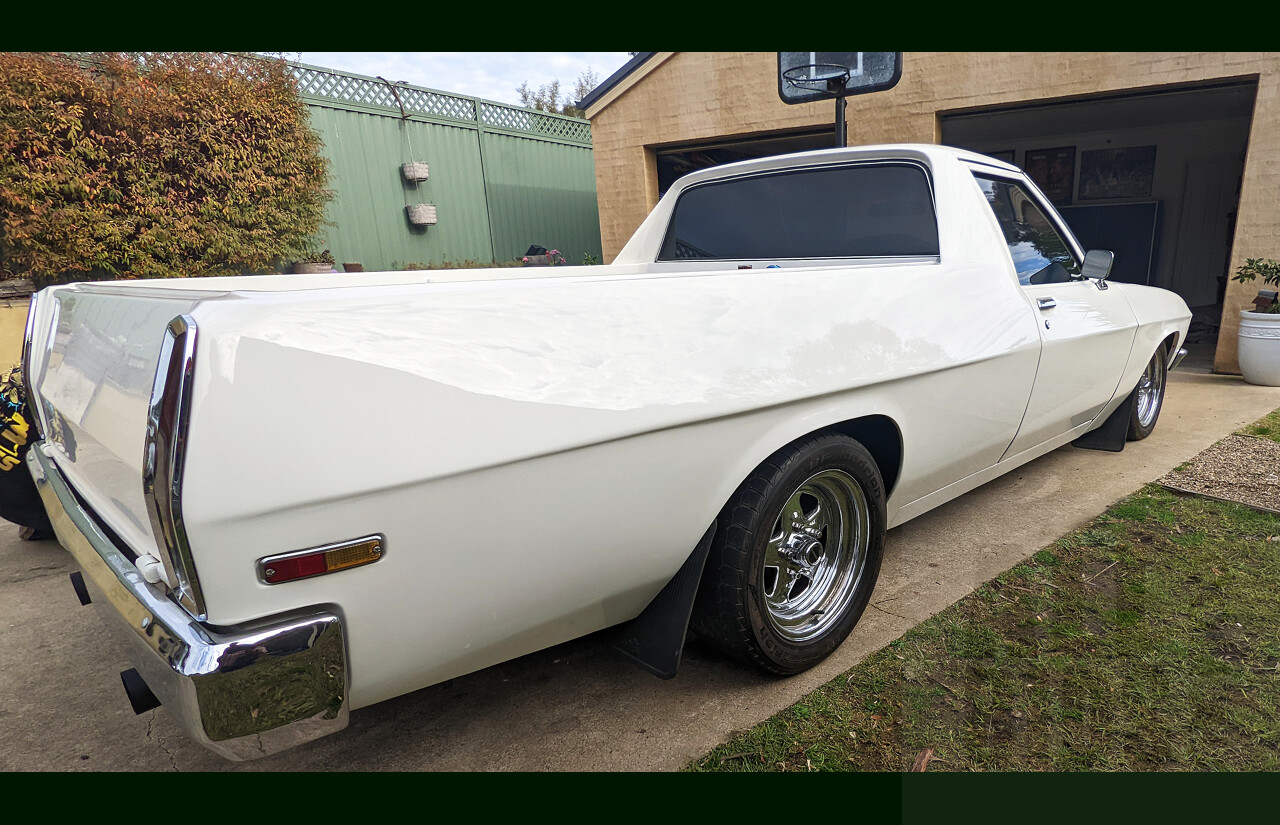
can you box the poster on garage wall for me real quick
[1024,146,1076,206]
[1080,145,1158,200]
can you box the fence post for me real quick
[473,98,499,264]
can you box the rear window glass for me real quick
[657,163,939,261]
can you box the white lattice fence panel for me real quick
[292,66,476,122]
[480,102,534,131]
[531,115,593,143]
[480,103,592,143]
[291,64,591,145]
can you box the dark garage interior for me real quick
[941,80,1258,366]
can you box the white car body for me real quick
[23,144,1191,758]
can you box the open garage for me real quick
[941,80,1257,362]
[582,53,1280,374]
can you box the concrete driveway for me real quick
[2,366,1278,771]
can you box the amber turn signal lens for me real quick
[259,536,384,585]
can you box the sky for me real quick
[295,52,634,107]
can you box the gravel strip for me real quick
[1158,434,1280,513]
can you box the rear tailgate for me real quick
[26,285,209,559]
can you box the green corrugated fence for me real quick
[291,62,602,271]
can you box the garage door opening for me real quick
[941,80,1258,369]
[655,129,836,197]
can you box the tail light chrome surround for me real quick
[21,290,39,401]
[143,315,206,620]
[21,290,54,439]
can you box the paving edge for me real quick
[1157,482,1280,517]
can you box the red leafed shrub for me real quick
[0,52,332,286]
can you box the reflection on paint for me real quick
[219,265,1035,414]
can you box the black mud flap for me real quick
[0,365,52,534]
[1071,390,1132,452]
[608,521,716,680]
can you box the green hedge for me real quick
[0,52,331,286]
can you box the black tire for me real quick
[690,432,886,675]
[1126,348,1168,441]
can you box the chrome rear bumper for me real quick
[27,442,348,760]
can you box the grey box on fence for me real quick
[406,203,438,226]
[401,162,430,182]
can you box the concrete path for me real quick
[2,366,1278,772]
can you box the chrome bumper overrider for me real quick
[27,442,348,761]
[1169,346,1189,371]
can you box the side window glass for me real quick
[973,175,1080,285]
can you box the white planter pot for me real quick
[401,162,430,182]
[406,203,437,226]
[1238,310,1280,386]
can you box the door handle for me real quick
[1037,297,1057,310]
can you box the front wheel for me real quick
[690,433,886,675]
[1127,348,1168,441]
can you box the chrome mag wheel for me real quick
[1136,353,1166,429]
[689,432,886,675]
[761,469,871,643]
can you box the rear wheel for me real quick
[691,433,886,675]
[1127,348,1168,441]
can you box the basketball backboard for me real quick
[777,53,902,104]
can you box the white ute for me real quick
[22,145,1191,758]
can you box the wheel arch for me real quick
[703,409,905,535]
[1121,328,1181,401]
[610,410,903,679]
[1121,327,1183,401]
[687,423,892,674]
[1075,329,1179,452]
[1160,330,1181,367]
[825,414,903,500]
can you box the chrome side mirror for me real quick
[1082,249,1114,281]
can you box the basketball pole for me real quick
[834,93,846,148]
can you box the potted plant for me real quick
[1232,257,1280,386]
[293,248,335,274]
[521,247,565,267]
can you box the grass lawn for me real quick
[1240,408,1280,442]
[688,417,1280,772]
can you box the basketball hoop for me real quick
[782,63,852,96]
[782,63,854,149]
[778,53,903,148]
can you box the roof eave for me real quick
[579,52,675,119]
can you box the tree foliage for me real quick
[0,52,332,286]
[516,69,599,119]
